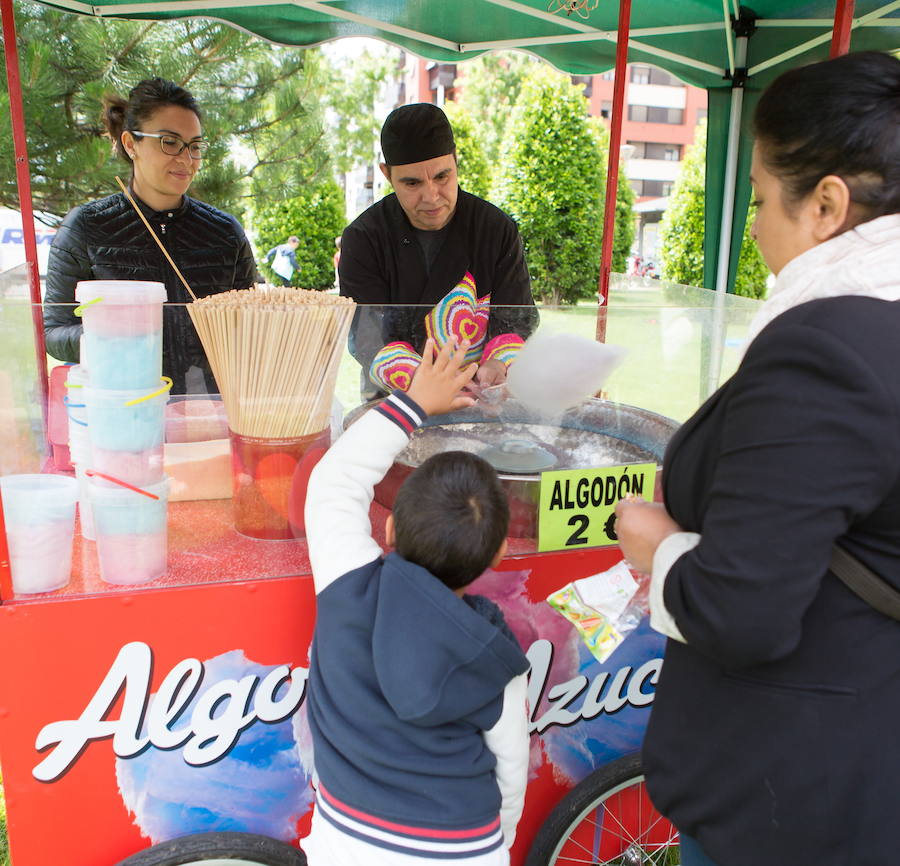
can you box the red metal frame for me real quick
[830,0,855,56]
[1,0,49,434]
[596,0,631,343]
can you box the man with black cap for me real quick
[339,102,538,400]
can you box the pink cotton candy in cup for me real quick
[506,330,627,415]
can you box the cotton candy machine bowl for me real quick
[345,398,679,538]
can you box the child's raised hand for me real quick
[407,338,478,416]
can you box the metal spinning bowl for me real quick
[345,397,679,538]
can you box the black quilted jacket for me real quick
[43,191,260,393]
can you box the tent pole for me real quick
[706,31,748,398]
[0,0,49,437]
[595,0,631,343]
[831,0,856,55]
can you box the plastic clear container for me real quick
[90,477,169,585]
[75,280,166,390]
[0,474,78,593]
[84,384,168,453]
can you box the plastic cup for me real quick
[230,429,329,540]
[90,477,169,585]
[0,474,78,594]
[75,281,166,390]
[84,384,168,453]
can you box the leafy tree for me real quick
[455,51,535,166]
[0,2,331,222]
[254,179,345,291]
[321,41,403,176]
[498,66,634,305]
[659,119,769,299]
[442,101,490,199]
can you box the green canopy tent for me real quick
[2,0,900,408]
[7,0,900,288]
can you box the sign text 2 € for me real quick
[538,463,657,552]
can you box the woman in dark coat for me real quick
[43,77,259,394]
[615,51,900,866]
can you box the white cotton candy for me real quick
[506,329,627,415]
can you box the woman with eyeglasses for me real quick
[43,77,260,393]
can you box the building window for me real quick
[627,142,683,160]
[630,64,682,87]
[630,65,651,84]
[631,179,675,198]
[696,107,708,125]
[600,100,612,119]
[628,105,684,124]
[570,74,593,98]
[601,70,615,81]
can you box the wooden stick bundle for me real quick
[188,287,356,438]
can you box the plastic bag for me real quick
[546,560,650,663]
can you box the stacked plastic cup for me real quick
[0,474,78,593]
[64,364,95,540]
[89,478,170,584]
[75,281,166,390]
[75,280,171,584]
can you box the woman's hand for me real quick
[407,338,478,416]
[614,498,682,574]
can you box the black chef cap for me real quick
[381,103,455,166]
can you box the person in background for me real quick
[264,235,300,286]
[339,102,538,400]
[614,51,900,866]
[43,77,259,395]
[302,338,530,866]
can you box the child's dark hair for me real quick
[391,451,509,590]
[102,77,202,165]
[753,51,900,221]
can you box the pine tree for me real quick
[0,4,331,223]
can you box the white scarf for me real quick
[743,213,900,351]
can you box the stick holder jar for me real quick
[229,428,330,540]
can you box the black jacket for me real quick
[338,190,538,390]
[643,297,900,866]
[43,191,259,393]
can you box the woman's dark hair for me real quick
[102,77,202,164]
[753,51,900,221]
[391,451,509,590]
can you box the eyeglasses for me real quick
[130,131,209,159]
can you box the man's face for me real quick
[381,154,459,231]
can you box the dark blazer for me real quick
[43,191,259,393]
[643,296,900,866]
[338,190,538,382]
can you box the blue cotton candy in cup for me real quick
[506,330,628,415]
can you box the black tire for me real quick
[113,832,307,866]
[525,754,679,866]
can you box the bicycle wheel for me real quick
[112,831,307,866]
[525,753,679,866]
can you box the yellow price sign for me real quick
[537,463,657,552]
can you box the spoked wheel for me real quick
[112,831,307,866]
[525,754,679,866]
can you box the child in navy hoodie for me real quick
[302,338,531,866]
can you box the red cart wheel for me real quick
[112,831,307,866]
[525,753,679,866]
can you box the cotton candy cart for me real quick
[0,287,682,866]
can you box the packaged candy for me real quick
[547,560,650,663]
